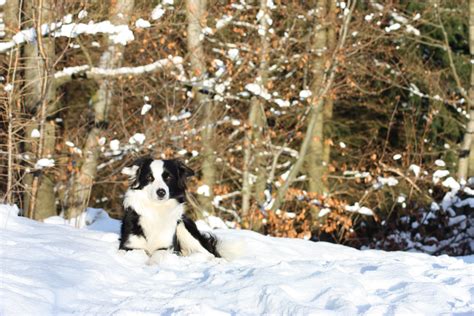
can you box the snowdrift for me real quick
[0,204,472,315]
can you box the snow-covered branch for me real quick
[54,56,186,85]
[0,19,134,53]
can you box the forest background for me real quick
[1,0,472,256]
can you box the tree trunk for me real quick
[23,0,57,220]
[305,0,329,197]
[186,0,216,214]
[241,0,269,218]
[458,0,474,180]
[3,0,20,204]
[64,0,134,221]
[323,0,336,168]
[271,0,355,212]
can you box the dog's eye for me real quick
[162,171,171,181]
[146,174,154,182]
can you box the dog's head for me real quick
[123,156,194,204]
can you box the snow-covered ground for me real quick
[0,204,473,315]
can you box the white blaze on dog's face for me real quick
[123,157,194,205]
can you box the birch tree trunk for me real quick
[64,0,134,220]
[458,0,474,180]
[305,0,329,197]
[23,0,57,219]
[186,0,216,213]
[241,0,269,217]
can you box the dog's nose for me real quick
[156,189,166,199]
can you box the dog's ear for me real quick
[177,160,195,178]
[175,160,194,189]
[121,156,151,183]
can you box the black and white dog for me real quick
[119,156,220,258]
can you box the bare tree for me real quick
[305,0,331,197]
[186,0,216,213]
[271,0,356,212]
[241,0,270,217]
[65,0,135,221]
[1,0,20,205]
[23,0,57,219]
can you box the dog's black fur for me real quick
[119,157,220,257]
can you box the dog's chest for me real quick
[127,201,183,254]
[139,210,178,251]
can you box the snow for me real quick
[245,83,271,100]
[373,176,399,189]
[1,19,135,53]
[433,169,450,184]
[135,18,151,29]
[109,139,120,151]
[55,56,185,81]
[4,83,13,92]
[385,23,401,33]
[345,202,374,216]
[129,133,146,145]
[151,5,165,20]
[78,10,88,19]
[318,208,331,217]
[443,177,461,191]
[435,159,446,167]
[274,98,290,107]
[409,164,421,177]
[197,184,211,197]
[227,48,239,60]
[299,89,312,99]
[1,204,472,315]
[30,129,41,138]
[34,158,55,169]
[141,103,152,115]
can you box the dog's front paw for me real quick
[147,249,177,265]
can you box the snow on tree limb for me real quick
[54,56,186,85]
[0,20,135,53]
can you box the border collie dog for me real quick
[119,157,220,258]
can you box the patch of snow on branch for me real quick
[435,159,446,167]
[373,176,398,189]
[409,164,421,177]
[135,18,151,29]
[245,83,271,100]
[299,90,312,99]
[197,184,211,197]
[433,170,450,184]
[54,56,185,80]
[345,202,374,216]
[141,103,152,115]
[129,133,146,145]
[319,208,331,217]
[109,139,120,151]
[1,19,135,53]
[31,129,41,138]
[35,158,55,169]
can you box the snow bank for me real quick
[0,204,473,315]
